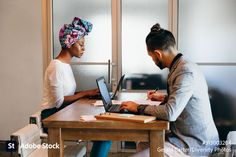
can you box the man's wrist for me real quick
[137,105,148,115]
[163,95,168,102]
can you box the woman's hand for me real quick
[84,88,100,97]
[147,90,165,101]
[120,101,138,112]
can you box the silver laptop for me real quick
[110,75,125,99]
[96,77,126,113]
[90,75,125,99]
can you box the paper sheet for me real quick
[80,115,97,122]
[92,100,161,106]
[117,114,135,117]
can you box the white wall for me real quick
[0,0,43,140]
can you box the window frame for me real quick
[41,0,178,91]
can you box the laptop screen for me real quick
[112,75,125,99]
[96,77,112,111]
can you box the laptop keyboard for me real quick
[109,105,120,112]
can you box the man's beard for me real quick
[156,60,164,70]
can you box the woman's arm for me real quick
[61,89,99,107]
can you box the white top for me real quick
[41,59,76,110]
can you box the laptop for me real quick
[96,76,126,113]
[90,75,125,99]
[110,75,125,99]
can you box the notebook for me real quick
[95,113,156,123]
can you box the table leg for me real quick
[48,128,64,157]
[150,130,164,157]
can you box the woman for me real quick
[41,17,111,157]
[41,17,98,122]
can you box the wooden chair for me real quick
[10,124,86,157]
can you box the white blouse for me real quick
[41,59,76,110]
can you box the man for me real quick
[120,23,219,156]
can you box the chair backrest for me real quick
[225,131,236,157]
[29,111,48,139]
[11,124,41,157]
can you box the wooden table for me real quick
[43,92,169,157]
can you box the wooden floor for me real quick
[87,152,134,157]
[0,141,12,157]
[0,151,12,157]
[109,152,134,157]
[0,151,134,157]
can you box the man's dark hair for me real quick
[146,23,176,52]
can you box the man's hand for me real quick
[120,101,138,112]
[147,90,165,101]
[147,90,156,99]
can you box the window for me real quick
[46,0,173,91]
[178,0,236,97]
[178,0,236,62]
[121,0,169,90]
[44,0,236,94]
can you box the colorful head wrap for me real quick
[59,17,93,48]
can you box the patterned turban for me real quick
[59,17,93,48]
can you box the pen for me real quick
[154,87,159,93]
[147,87,159,100]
